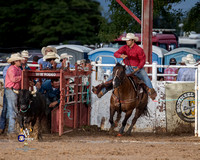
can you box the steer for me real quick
[14,89,46,140]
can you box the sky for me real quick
[97,0,199,16]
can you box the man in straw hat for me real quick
[177,54,197,81]
[4,53,25,137]
[43,51,59,69]
[20,50,31,70]
[57,53,74,69]
[92,33,157,100]
[38,46,58,70]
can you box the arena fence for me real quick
[90,59,200,137]
[0,61,200,136]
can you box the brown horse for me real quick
[109,63,149,136]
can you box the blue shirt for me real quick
[38,58,52,70]
[56,63,75,69]
[177,68,196,81]
[3,64,11,83]
[39,80,60,102]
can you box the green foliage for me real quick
[99,0,184,42]
[183,2,200,33]
[0,0,104,48]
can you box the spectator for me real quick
[177,54,196,81]
[0,55,12,134]
[43,52,59,69]
[57,53,74,69]
[20,50,31,70]
[30,56,39,70]
[164,58,178,81]
[38,46,58,70]
[5,53,24,137]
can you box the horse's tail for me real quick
[142,105,150,117]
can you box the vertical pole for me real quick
[74,64,78,128]
[21,70,29,89]
[195,69,198,136]
[59,70,64,136]
[197,65,200,137]
[142,0,153,65]
[79,77,82,127]
[152,62,157,89]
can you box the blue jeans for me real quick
[0,89,7,130]
[106,66,153,88]
[101,66,153,95]
[125,66,153,88]
[5,89,18,133]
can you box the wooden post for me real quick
[142,0,153,64]
[59,70,64,136]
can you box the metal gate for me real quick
[21,64,92,136]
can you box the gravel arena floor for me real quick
[0,126,200,160]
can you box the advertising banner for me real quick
[165,82,195,133]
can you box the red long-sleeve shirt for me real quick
[5,65,22,89]
[114,43,146,69]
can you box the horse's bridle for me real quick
[113,69,126,87]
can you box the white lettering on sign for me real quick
[43,73,56,77]
[34,73,57,77]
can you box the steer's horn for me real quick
[13,89,19,94]
[31,90,37,95]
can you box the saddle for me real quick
[105,73,147,99]
[127,74,147,100]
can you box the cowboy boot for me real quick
[138,83,157,100]
[147,88,157,100]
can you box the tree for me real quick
[99,0,184,42]
[183,2,200,33]
[0,0,104,49]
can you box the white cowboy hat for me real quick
[41,46,57,56]
[179,56,187,64]
[121,33,139,42]
[60,53,73,60]
[7,53,25,63]
[184,54,196,66]
[21,50,32,58]
[43,52,59,61]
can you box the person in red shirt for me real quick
[92,33,157,100]
[5,53,25,137]
[164,58,178,81]
[30,56,39,70]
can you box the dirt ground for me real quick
[0,126,200,160]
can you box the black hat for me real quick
[169,58,177,64]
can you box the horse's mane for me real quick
[115,62,122,67]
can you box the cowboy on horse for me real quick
[92,33,157,100]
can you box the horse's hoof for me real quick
[117,133,122,137]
